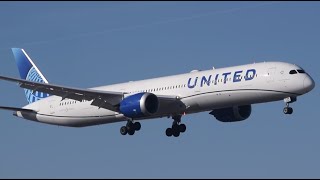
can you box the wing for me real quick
[0,75,181,112]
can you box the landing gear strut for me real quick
[120,120,141,136]
[283,97,296,115]
[166,115,186,137]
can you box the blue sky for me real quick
[0,2,319,178]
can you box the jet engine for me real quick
[209,105,252,122]
[119,92,159,118]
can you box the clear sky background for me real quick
[0,2,319,178]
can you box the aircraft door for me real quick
[48,99,56,115]
[266,67,276,83]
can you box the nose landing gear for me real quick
[283,105,293,114]
[283,97,296,115]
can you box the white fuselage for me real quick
[16,62,314,127]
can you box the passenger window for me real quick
[289,70,297,74]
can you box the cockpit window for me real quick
[289,70,297,74]
[297,69,306,73]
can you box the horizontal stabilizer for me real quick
[0,106,35,113]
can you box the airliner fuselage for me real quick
[18,61,314,128]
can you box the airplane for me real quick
[0,48,315,137]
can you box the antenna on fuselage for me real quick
[252,57,256,64]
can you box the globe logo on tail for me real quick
[24,67,50,103]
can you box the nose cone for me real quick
[303,76,315,93]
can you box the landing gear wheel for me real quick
[172,129,180,137]
[126,121,135,132]
[166,128,173,137]
[283,107,288,114]
[289,107,293,114]
[172,123,179,130]
[128,129,135,135]
[134,122,141,131]
[179,124,186,133]
[120,126,127,135]
[165,115,187,137]
[283,107,293,114]
[283,97,296,115]
[120,120,141,136]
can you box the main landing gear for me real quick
[120,120,141,136]
[283,97,296,115]
[165,115,186,137]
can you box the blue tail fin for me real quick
[11,48,50,104]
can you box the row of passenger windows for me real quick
[59,99,88,106]
[289,69,306,74]
[130,84,186,93]
[129,74,258,94]
[59,74,261,105]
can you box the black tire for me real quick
[126,122,134,132]
[166,128,173,137]
[172,128,180,137]
[127,121,134,128]
[128,129,135,135]
[120,126,127,135]
[172,124,179,131]
[284,107,293,114]
[179,124,186,133]
[134,122,141,131]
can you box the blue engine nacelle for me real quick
[119,92,159,118]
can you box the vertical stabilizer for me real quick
[11,48,50,103]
